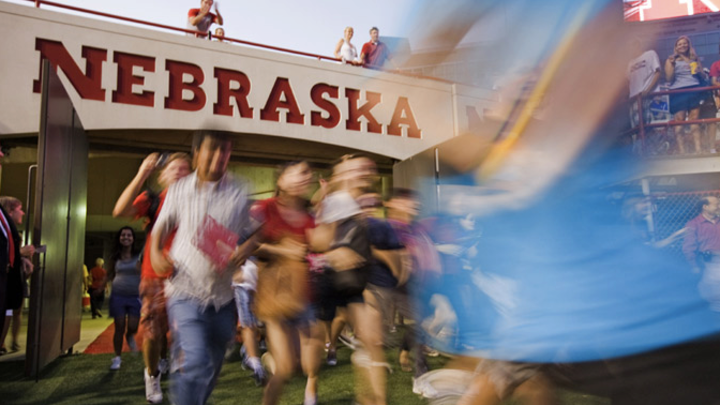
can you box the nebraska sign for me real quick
[33,38,422,138]
[0,2,491,160]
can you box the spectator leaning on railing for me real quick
[360,27,397,70]
[334,27,360,65]
[187,0,223,37]
[708,44,720,102]
[665,35,706,154]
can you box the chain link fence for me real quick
[650,189,720,257]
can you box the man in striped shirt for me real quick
[150,130,253,405]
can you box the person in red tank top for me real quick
[251,161,322,405]
[112,152,191,404]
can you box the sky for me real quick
[5,0,431,56]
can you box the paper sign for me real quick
[193,215,239,271]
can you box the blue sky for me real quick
[5,0,427,56]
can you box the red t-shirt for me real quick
[711,61,720,81]
[251,198,315,301]
[133,190,176,280]
[187,8,218,33]
[361,41,390,69]
[90,266,106,289]
[251,197,315,244]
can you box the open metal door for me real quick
[25,60,88,377]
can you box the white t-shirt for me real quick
[340,39,358,63]
[233,259,258,291]
[627,50,661,98]
[317,191,361,224]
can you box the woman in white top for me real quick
[334,26,359,65]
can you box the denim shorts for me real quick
[669,86,704,115]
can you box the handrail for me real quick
[22,0,457,84]
[631,85,720,98]
[627,84,720,156]
[23,0,348,60]
[212,34,339,62]
[25,0,208,37]
[643,117,720,129]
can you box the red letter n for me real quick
[33,38,106,100]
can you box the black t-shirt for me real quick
[367,217,403,288]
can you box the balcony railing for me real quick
[626,85,720,156]
[22,0,453,84]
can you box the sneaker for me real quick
[423,346,440,357]
[327,349,337,366]
[158,358,169,375]
[338,334,358,350]
[144,368,163,404]
[127,338,138,352]
[110,356,122,370]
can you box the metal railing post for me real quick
[637,93,646,156]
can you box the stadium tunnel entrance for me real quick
[0,127,396,276]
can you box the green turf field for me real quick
[0,346,609,405]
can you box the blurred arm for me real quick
[113,153,158,218]
[682,222,699,271]
[665,57,676,83]
[334,38,344,59]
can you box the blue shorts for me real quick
[233,285,258,328]
[669,86,704,115]
[109,293,141,319]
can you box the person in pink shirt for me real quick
[187,0,223,37]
